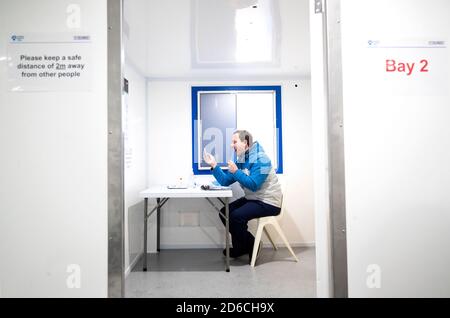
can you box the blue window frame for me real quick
[192,86,283,175]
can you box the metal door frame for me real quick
[107,0,125,298]
[317,0,348,297]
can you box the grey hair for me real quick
[233,130,253,148]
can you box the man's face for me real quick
[231,133,248,157]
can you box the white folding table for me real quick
[139,185,233,272]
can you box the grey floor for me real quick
[125,247,316,298]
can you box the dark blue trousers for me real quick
[219,197,281,253]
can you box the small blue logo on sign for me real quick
[367,40,380,48]
[11,35,24,42]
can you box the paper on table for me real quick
[167,185,188,189]
[200,184,231,190]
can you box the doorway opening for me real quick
[114,0,328,298]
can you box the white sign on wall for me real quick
[365,39,448,96]
[7,33,92,92]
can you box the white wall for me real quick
[0,0,108,297]
[145,80,314,250]
[341,0,450,297]
[123,63,147,276]
[123,0,148,73]
[123,0,148,277]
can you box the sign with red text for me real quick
[7,33,92,92]
[366,40,448,96]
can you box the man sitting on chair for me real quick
[203,130,282,260]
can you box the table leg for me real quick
[225,197,230,272]
[143,198,148,271]
[157,198,161,252]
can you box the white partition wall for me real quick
[123,64,147,275]
[0,0,108,297]
[340,0,450,297]
[123,0,148,277]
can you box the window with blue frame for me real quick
[192,86,283,175]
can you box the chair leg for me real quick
[251,224,264,267]
[263,227,277,250]
[272,221,299,262]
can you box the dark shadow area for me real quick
[132,249,256,272]
[131,247,308,272]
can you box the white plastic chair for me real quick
[250,184,299,267]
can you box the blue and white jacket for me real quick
[212,141,282,208]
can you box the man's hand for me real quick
[203,150,217,169]
[227,160,238,174]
